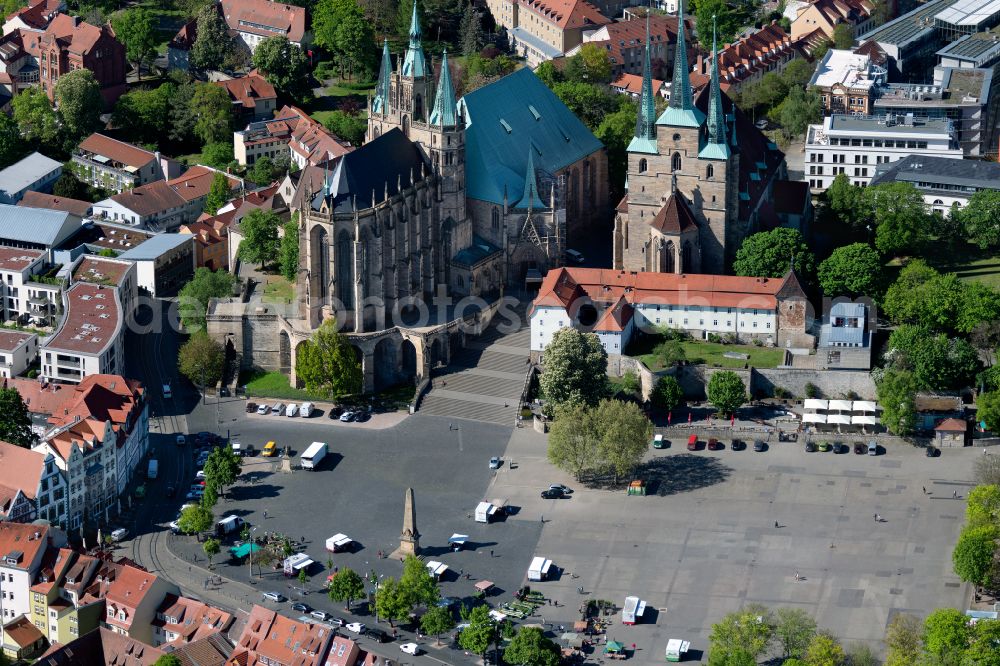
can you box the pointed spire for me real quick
[372,39,392,115]
[429,49,458,126]
[699,15,731,160]
[627,12,658,155]
[515,146,545,210]
[402,0,427,78]
[656,0,704,128]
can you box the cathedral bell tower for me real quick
[396,1,432,129]
[427,49,466,225]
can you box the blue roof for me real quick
[0,204,79,247]
[117,232,193,260]
[452,235,501,268]
[459,68,603,207]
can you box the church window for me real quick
[491,207,500,230]
[706,164,714,179]
[712,195,716,203]
[671,153,681,172]
[673,133,681,141]
[638,159,647,173]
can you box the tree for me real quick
[616,371,640,397]
[832,23,854,49]
[113,83,174,145]
[653,337,687,368]
[200,483,218,509]
[190,3,230,70]
[335,9,377,80]
[399,554,439,607]
[551,81,619,131]
[0,388,37,448]
[504,626,560,666]
[52,171,89,200]
[782,58,816,89]
[178,268,237,330]
[547,404,601,481]
[328,567,366,610]
[12,87,59,150]
[976,391,1000,432]
[595,101,637,202]
[420,605,456,645]
[203,446,242,496]
[885,326,982,390]
[202,141,235,170]
[952,525,999,587]
[876,368,918,436]
[177,503,214,540]
[732,228,815,281]
[247,156,276,186]
[298,568,309,585]
[168,80,197,145]
[295,319,363,398]
[966,485,1000,529]
[961,189,1000,250]
[203,537,220,568]
[693,0,751,44]
[280,219,300,282]
[881,260,943,328]
[112,8,155,79]
[803,632,844,666]
[0,113,24,170]
[374,577,410,627]
[864,182,931,256]
[707,371,747,417]
[821,173,863,229]
[975,451,1000,486]
[707,604,775,664]
[650,375,684,413]
[459,2,481,56]
[594,399,652,484]
[55,70,103,142]
[459,604,498,663]
[818,243,883,297]
[253,36,312,101]
[844,643,878,666]
[564,43,612,85]
[322,110,367,146]
[772,86,822,141]
[958,281,1000,336]
[178,331,225,388]
[154,656,183,666]
[883,613,922,666]
[191,83,233,145]
[964,619,1000,666]
[774,608,817,659]
[538,328,608,408]
[535,61,563,88]
[922,608,970,666]
[204,171,232,216]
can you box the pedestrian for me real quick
[540,515,544,523]
[922,486,926,494]
[774,520,779,528]
[954,490,959,499]
[873,513,877,522]
[263,509,268,519]
[490,549,494,558]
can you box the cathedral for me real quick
[613,0,787,275]
[296,1,609,333]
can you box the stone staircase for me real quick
[417,319,531,426]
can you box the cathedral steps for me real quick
[417,320,531,426]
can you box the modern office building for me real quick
[870,153,1000,213]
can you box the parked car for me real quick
[271,402,285,415]
[328,405,344,419]
[652,434,668,449]
[731,439,746,451]
[687,434,699,451]
[345,622,366,635]
[549,484,572,494]
[489,456,502,469]
[291,602,311,613]
[339,411,356,422]
[176,434,186,446]
[868,440,879,456]
[111,528,128,541]
[366,628,391,643]
[169,519,180,534]
[400,643,421,655]
[262,592,286,603]
[833,443,849,454]
[753,440,766,452]
[310,610,333,622]
[262,441,278,457]
[853,442,866,454]
[195,470,206,479]
[286,403,299,417]
[541,488,565,499]
[256,404,269,415]
[805,442,817,453]
[246,402,258,413]
[354,410,371,422]
[926,446,940,457]
[707,438,723,451]
[817,442,831,452]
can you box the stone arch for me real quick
[430,337,443,368]
[510,243,548,283]
[336,229,353,309]
[671,152,682,172]
[401,339,417,379]
[279,330,291,373]
[309,225,329,302]
[373,337,398,391]
[638,158,647,173]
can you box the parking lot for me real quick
[491,428,975,663]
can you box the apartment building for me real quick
[810,48,886,115]
[790,0,877,42]
[95,562,178,645]
[151,594,233,646]
[486,0,611,66]
[2,614,46,660]
[212,73,277,122]
[566,13,690,79]
[230,605,335,666]
[0,523,56,623]
[0,246,47,323]
[0,330,38,378]
[2,0,63,36]
[0,152,61,204]
[234,105,353,167]
[0,442,67,528]
[117,233,195,298]
[71,134,181,194]
[804,113,962,190]
[220,0,308,52]
[179,219,229,271]
[693,22,804,94]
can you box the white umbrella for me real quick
[448,534,469,544]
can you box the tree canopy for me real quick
[178,268,237,330]
[177,503,214,539]
[420,605,456,644]
[539,328,608,408]
[55,70,103,142]
[961,189,1000,250]
[884,325,981,390]
[191,83,233,145]
[882,261,1000,335]
[295,319,363,398]
[178,331,226,388]
[650,375,684,413]
[548,399,651,484]
[327,567,365,610]
[0,388,37,448]
[865,182,931,256]
[253,36,312,101]
[190,3,231,71]
[817,243,883,298]
[280,219,300,282]
[0,111,24,170]
[238,209,281,268]
[952,524,999,587]
[875,368,918,436]
[732,228,815,281]
[707,604,774,664]
[504,627,560,666]
[112,83,175,145]
[112,8,156,79]
[707,371,747,417]
[883,614,922,666]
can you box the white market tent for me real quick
[852,415,880,425]
[802,413,827,424]
[828,400,853,411]
[853,401,878,412]
[804,399,829,411]
[827,414,852,425]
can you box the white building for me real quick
[117,233,195,297]
[0,330,38,378]
[870,153,1000,214]
[0,523,56,622]
[0,152,62,205]
[220,0,307,52]
[71,133,181,194]
[530,267,813,356]
[804,113,962,190]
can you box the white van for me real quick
[285,403,299,417]
[300,402,314,418]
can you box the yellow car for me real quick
[262,441,277,457]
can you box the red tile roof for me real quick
[45,283,121,356]
[6,377,72,415]
[4,0,61,30]
[78,133,156,169]
[0,442,47,501]
[275,105,352,163]
[516,0,610,31]
[696,23,801,87]
[37,626,166,665]
[611,73,665,95]
[935,418,967,432]
[649,193,697,234]
[221,0,306,42]
[0,521,48,568]
[589,14,690,69]
[231,605,334,666]
[109,180,186,217]
[0,329,35,353]
[4,615,44,649]
[213,74,276,109]
[168,166,241,204]
[18,191,92,216]
[155,594,234,644]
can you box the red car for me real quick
[707,438,723,451]
[687,434,699,451]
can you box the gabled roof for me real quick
[459,68,603,207]
[516,0,610,30]
[0,204,79,247]
[169,632,234,666]
[18,191,91,217]
[213,74,277,110]
[37,626,166,665]
[0,442,47,500]
[0,151,61,196]
[220,0,306,42]
[4,0,61,30]
[231,605,334,666]
[78,134,156,169]
[649,192,697,234]
[593,295,632,332]
[935,417,967,432]
[585,13,690,68]
[3,615,44,648]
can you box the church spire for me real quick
[515,147,544,210]
[372,39,392,115]
[656,0,704,128]
[429,49,458,126]
[402,0,427,78]
[699,16,731,159]
[627,12,658,155]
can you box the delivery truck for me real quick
[216,515,245,536]
[665,639,690,662]
[622,596,646,625]
[527,556,553,582]
[301,442,327,470]
[475,501,499,523]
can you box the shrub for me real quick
[723,333,739,345]
[804,382,820,399]
[773,386,792,399]
[752,338,763,347]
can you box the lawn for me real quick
[629,335,785,370]
[242,371,324,402]
[262,276,294,305]
[926,243,1000,288]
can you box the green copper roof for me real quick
[657,0,704,128]
[429,50,458,126]
[458,68,603,207]
[700,17,731,160]
[632,15,658,154]
[515,147,545,210]
[402,1,427,78]
[372,39,392,115]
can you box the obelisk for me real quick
[393,487,420,558]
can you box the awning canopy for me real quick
[827,414,852,424]
[475,580,494,592]
[853,401,878,412]
[828,400,853,411]
[802,413,826,423]
[852,415,880,425]
[449,534,470,544]
[229,543,260,558]
[804,399,828,410]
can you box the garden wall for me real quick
[635,363,876,401]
